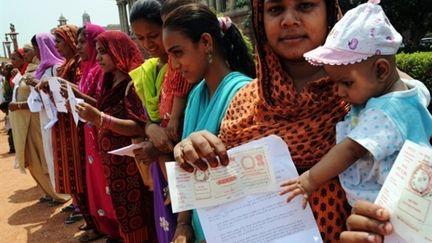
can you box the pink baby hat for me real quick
[304,0,402,65]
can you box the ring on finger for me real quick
[180,142,192,151]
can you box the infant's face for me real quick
[324,59,383,105]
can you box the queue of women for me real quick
[3,0,431,242]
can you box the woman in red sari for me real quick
[76,31,157,243]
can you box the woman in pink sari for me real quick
[74,23,121,241]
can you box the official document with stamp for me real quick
[166,137,277,213]
[167,135,323,243]
[375,140,432,243]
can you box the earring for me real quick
[207,52,213,64]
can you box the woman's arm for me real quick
[76,102,145,137]
[145,122,174,153]
[172,211,195,243]
[71,86,97,106]
[166,95,188,142]
[58,78,97,106]
[8,101,29,111]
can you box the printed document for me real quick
[166,137,277,213]
[375,140,432,243]
[168,135,323,243]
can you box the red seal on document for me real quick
[409,162,432,197]
[194,169,210,182]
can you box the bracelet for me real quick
[100,112,114,129]
[177,221,191,226]
[105,113,113,129]
[99,112,104,127]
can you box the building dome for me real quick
[82,11,91,25]
[58,13,67,22]
[57,14,68,26]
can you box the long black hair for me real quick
[31,35,37,48]
[326,0,342,30]
[163,3,256,78]
[129,0,163,25]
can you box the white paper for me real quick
[166,142,276,213]
[40,90,58,129]
[66,83,80,126]
[197,135,323,243]
[107,142,145,157]
[75,98,87,122]
[27,86,43,112]
[48,77,67,113]
[375,140,432,243]
[11,73,23,102]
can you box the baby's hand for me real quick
[280,170,316,209]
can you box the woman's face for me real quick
[54,34,73,58]
[163,29,208,84]
[76,31,89,60]
[263,0,328,61]
[23,48,35,62]
[95,42,115,73]
[11,52,25,69]
[131,19,166,58]
[32,44,41,60]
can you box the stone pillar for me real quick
[215,0,223,12]
[117,0,129,34]
[127,0,135,10]
[208,0,215,10]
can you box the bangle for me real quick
[106,114,113,129]
[100,112,114,129]
[177,221,191,226]
[99,112,104,127]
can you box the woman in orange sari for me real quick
[49,25,96,235]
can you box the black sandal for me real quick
[39,196,53,203]
[64,212,83,224]
[61,204,75,213]
[48,200,64,207]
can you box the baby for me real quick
[280,0,432,207]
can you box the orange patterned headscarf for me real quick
[55,25,81,83]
